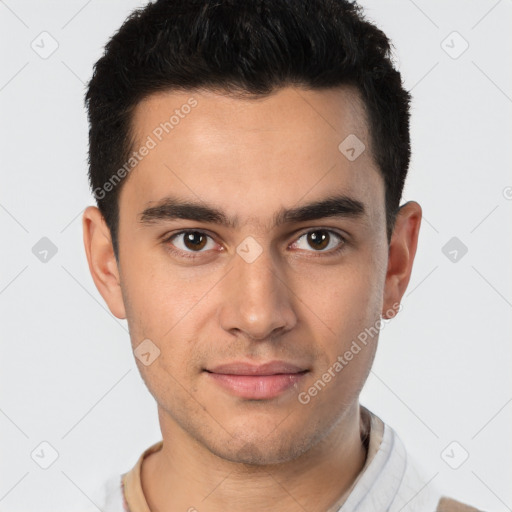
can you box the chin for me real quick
[203,423,318,467]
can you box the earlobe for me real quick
[82,206,127,319]
[381,201,422,319]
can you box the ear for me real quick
[82,206,126,319]
[381,201,422,319]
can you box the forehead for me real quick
[121,85,384,230]
[131,85,370,153]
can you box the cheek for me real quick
[296,267,381,413]
[295,257,383,344]
[119,252,217,388]
[121,250,207,338]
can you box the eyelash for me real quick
[162,229,347,260]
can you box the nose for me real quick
[218,242,297,341]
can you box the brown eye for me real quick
[292,229,345,253]
[307,230,330,250]
[182,231,208,251]
[166,231,216,254]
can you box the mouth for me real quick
[204,361,309,400]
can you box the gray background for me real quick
[1,0,511,510]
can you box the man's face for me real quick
[115,86,390,464]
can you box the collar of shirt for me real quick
[99,405,447,512]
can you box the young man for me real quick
[82,1,480,510]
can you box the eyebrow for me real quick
[138,194,366,229]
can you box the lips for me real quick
[204,361,308,399]
[207,361,307,376]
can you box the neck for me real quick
[141,402,368,512]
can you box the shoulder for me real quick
[89,472,126,512]
[359,407,482,512]
[436,497,484,512]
